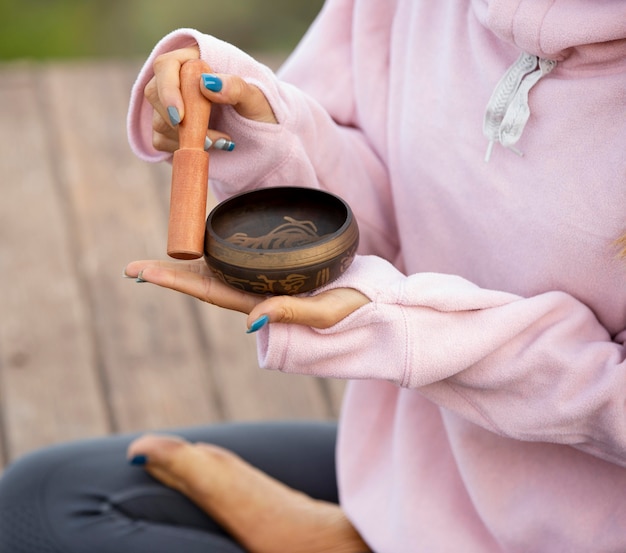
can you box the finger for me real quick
[152,107,178,139]
[144,74,183,131]
[151,129,235,154]
[152,131,180,154]
[126,260,261,315]
[151,46,201,124]
[150,108,180,152]
[144,76,168,130]
[247,288,370,330]
[200,73,277,124]
[204,129,236,151]
[150,104,234,153]
[124,259,209,279]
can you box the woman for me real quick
[2,0,626,551]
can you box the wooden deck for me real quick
[0,58,344,471]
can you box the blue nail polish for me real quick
[129,454,148,466]
[167,106,181,126]
[214,138,235,151]
[204,136,213,151]
[202,73,223,92]
[246,314,269,334]
[135,270,146,283]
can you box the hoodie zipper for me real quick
[483,53,557,162]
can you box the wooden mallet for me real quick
[167,59,212,260]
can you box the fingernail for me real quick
[246,314,269,334]
[202,73,223,92]
[204,136,213,151]
[122,268,133,279]
[129,454,148,466]
[135,270,146,283]
[167,106,181,126]
[214,138,235,151]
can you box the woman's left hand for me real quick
[124,259,370,331]
[144,46,278,154]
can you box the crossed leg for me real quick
[127,433,370,553]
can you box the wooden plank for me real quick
[40,61,223,432]
[0,64,111,465]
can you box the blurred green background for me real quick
[0,0,325,60]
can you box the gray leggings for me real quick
[0,421,338,552]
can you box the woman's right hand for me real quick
[145,45,277,153]
[124,259,371,332]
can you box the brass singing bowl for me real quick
[204,187,359,295]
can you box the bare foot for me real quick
[127,434,370,553]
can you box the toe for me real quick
[126,433,189,465]
[126,434,223,499]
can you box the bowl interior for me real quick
[208,187,349,252]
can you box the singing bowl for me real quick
[204,187,359,295]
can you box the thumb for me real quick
[246,288,370,331]
[200,72,277,124]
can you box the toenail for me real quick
[129,454,148,466]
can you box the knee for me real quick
[0,446,69,552]
[0,447,58,505]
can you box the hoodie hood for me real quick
[473,0,626,68]
[474,0,626,159]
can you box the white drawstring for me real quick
[483,53,557,162]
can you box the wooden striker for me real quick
[167,59,212,259]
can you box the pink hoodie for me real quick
[127,1,626,551]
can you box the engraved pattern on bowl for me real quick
[204,187,359,295]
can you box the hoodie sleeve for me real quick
[256,255,626,467]
[126,1,398,260]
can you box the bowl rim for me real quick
[205,186,357,255]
